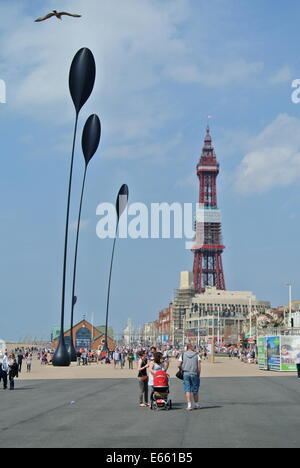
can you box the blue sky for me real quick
[1,0,300,340]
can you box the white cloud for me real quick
[104,133,182,163]
[0,0,266,164]
[0,1,190,118]
[235,114,300,193]
[175,174,195,188]
[70,219,90,232]
[269,66,293,85]
[1,1,265,114]
[165,59,264,86]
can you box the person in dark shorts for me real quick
[178,344,202,411]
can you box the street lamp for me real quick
[217,305,220,349]
[211,309,215,363]
[249,296,252,340]
[53,48,96,367]
[285,283,292,329]
[197,315,200,349]
[180,308,186,348]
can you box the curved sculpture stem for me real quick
[53,113,79,366]
[104,222,119,352]
[69,165,88,360]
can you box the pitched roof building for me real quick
[52,320,115,351]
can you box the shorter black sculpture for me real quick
[103,185,129,352]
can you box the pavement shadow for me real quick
[171,403,223,410]
[10,387,35,391]
[171,402,186,409]
[200,405,223,410]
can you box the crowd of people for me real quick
[218,345,257,363]
[0,342,259,401]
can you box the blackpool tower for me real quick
[192,127,226,293]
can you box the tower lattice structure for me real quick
[192,127,226,293]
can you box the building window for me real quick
[76,327,92,350]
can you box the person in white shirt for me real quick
[26,354,33,373]
[113,350,120,368]
[1,353,9,389]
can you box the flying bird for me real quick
[35,10,82,22]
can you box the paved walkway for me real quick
[1,372,299,448]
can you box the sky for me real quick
[1,0,300,341]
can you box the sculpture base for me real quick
[53,338,71,367]
[68,343,77,362]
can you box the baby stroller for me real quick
[151,370,172,411]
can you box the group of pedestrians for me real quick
[137,347,169,407]
[76,349,109,365]
[226,346,256,363]
[137,344,202,411]
[0,353,19,390]
[113,349,138,369]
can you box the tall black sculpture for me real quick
[69,115,101,361]
[53,48,96,367]
[103,184,129,352]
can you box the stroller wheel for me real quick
[166,400,172,410]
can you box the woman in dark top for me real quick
[8,354,19,390]
[137,351,149,407]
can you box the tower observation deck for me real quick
[192,127,226,293]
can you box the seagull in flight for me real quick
[35,10,82,22]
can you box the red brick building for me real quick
[157,303,173,344]
[52,320,115,351]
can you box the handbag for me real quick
[176,354,184,380]
[176,369,184,380]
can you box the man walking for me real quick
[76,350,82,366]
[1,353,9,390]
[81,350,88,366]
[120,351,126,369]
[17,352,24,373]
[113,350,119,368]
[128,351,134,370]
[178,344,202,411]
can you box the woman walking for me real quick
[8,354,19,390]
[138,351,149,407]
[26,354,33,373]
[148,352,168,403]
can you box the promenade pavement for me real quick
[1,358,299,448]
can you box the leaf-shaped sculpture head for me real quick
[82,114,101,166]
[69,48,96,114]
[116,184,129,221]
